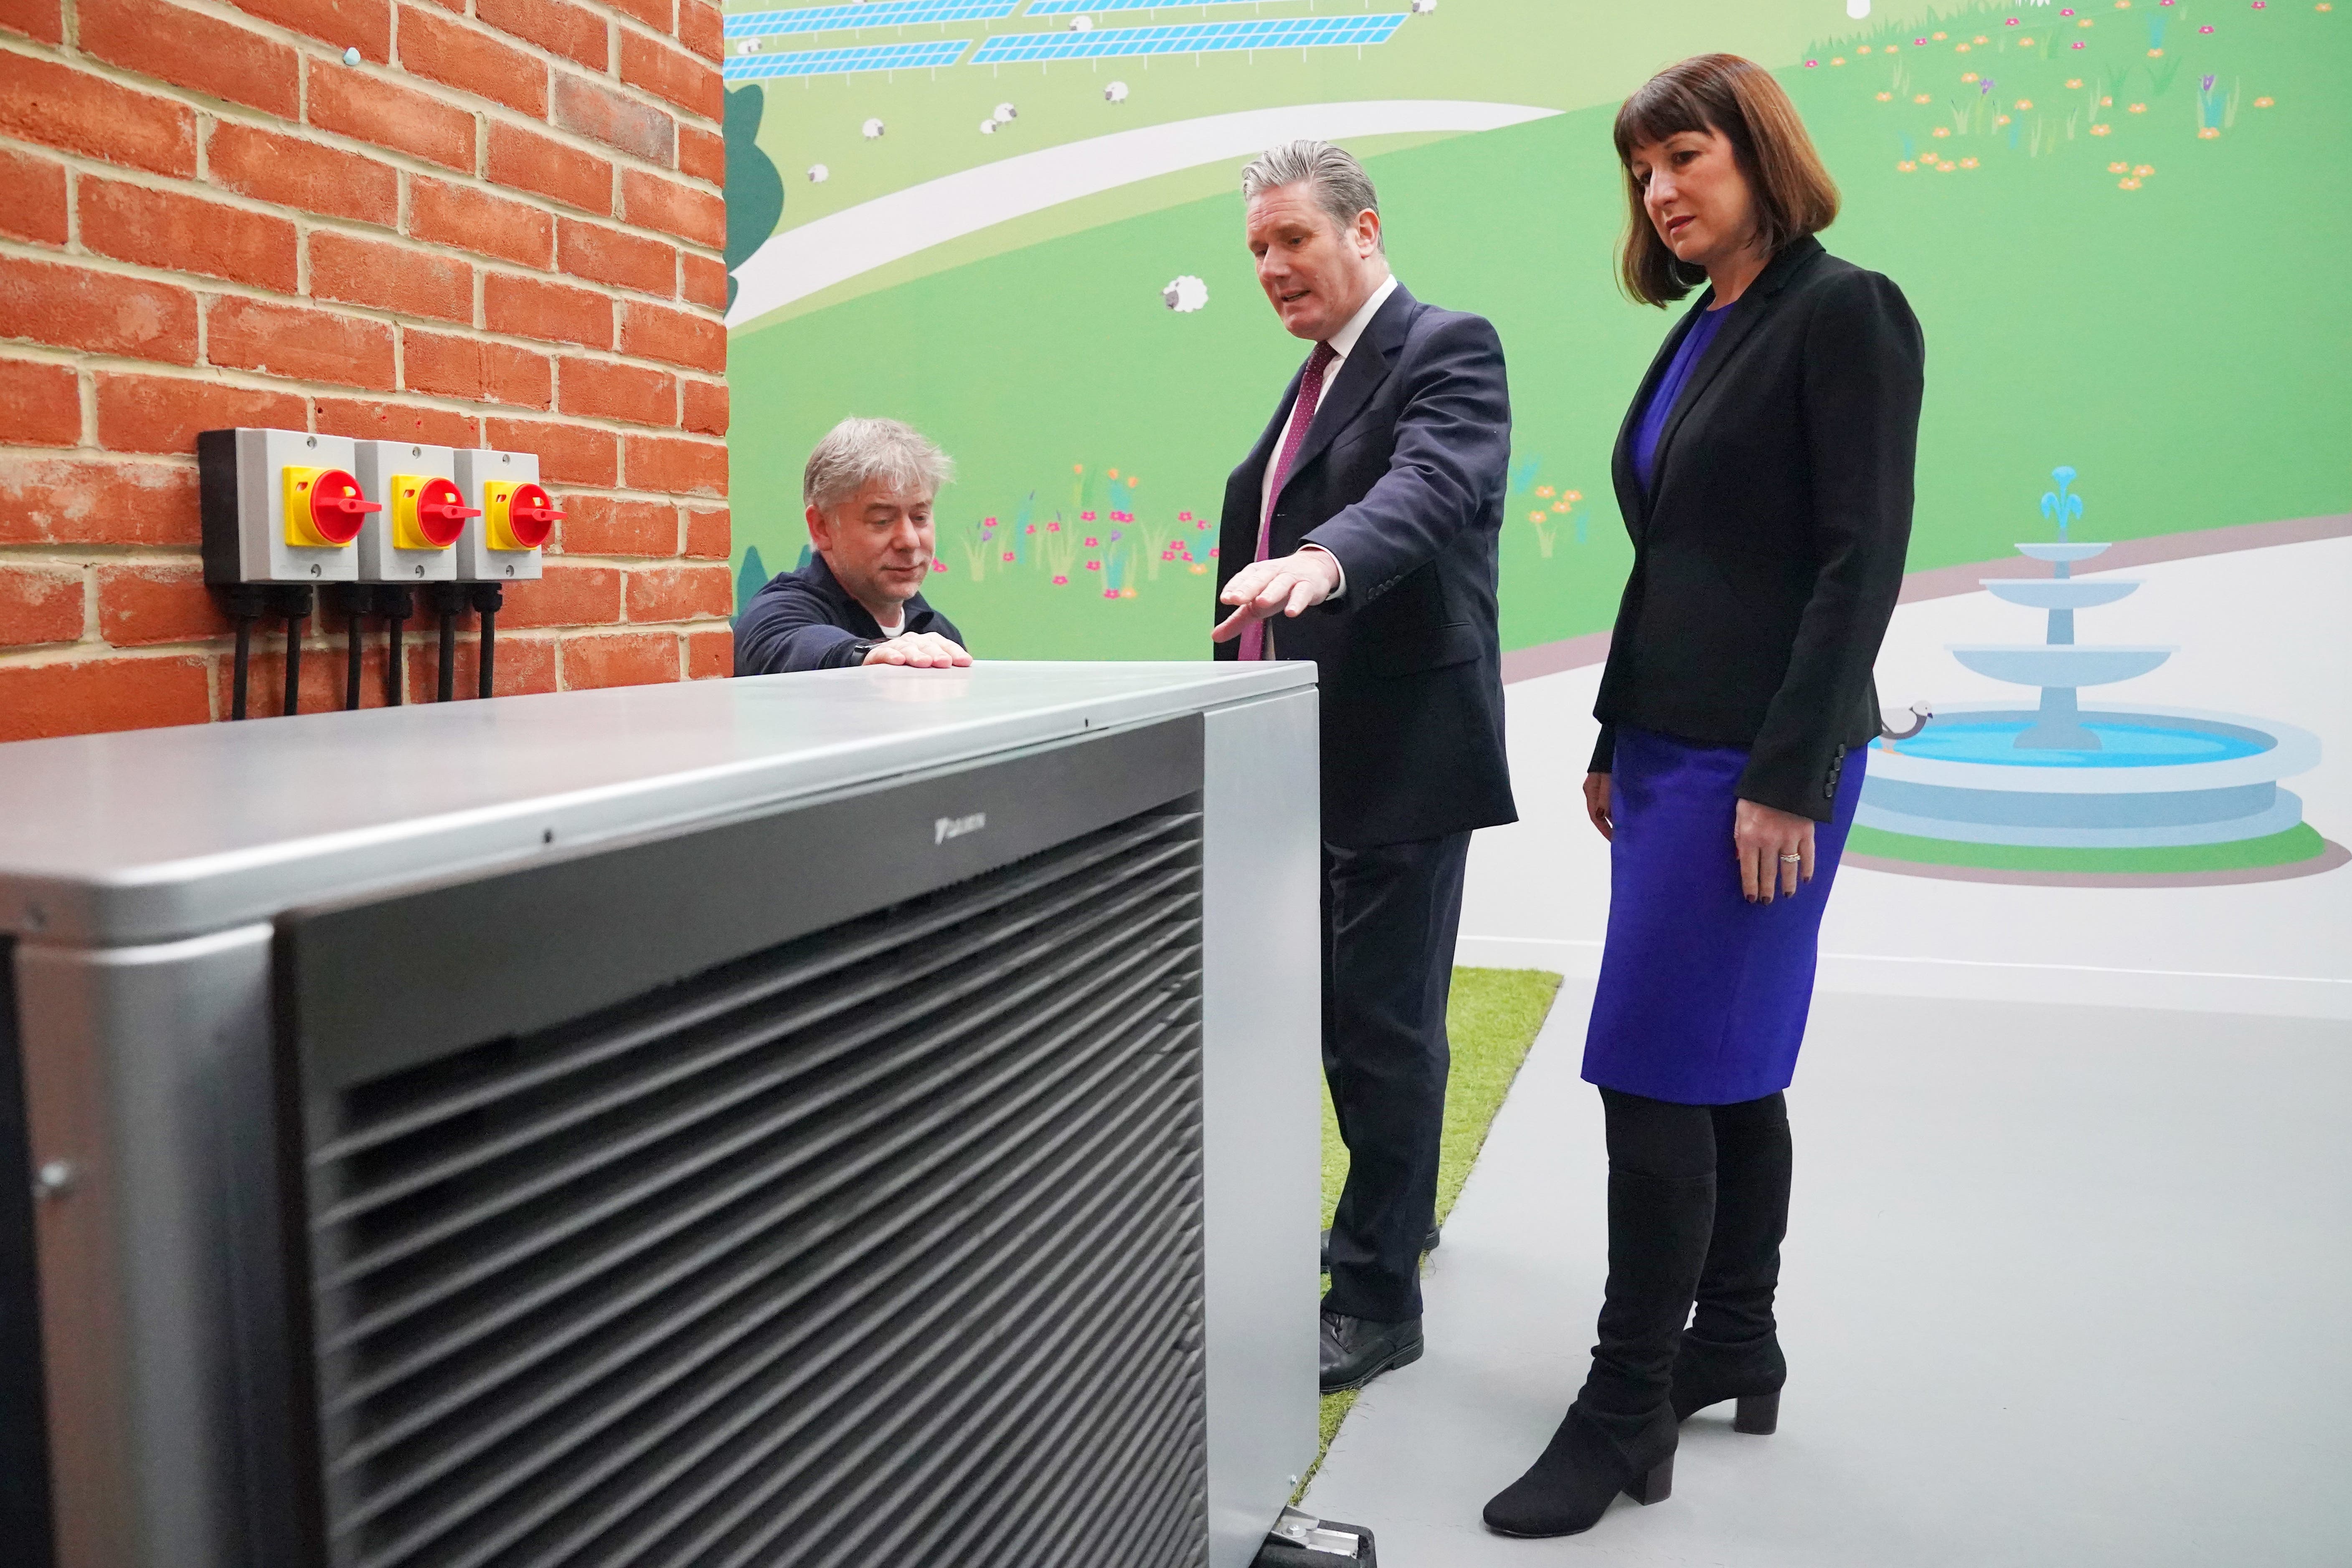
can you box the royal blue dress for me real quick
[1581,300,1870,1106]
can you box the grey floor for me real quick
[1301,982,2352,1567]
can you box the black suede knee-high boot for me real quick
[1672,1097,1792,1429]
[1484,1167,1715,1538]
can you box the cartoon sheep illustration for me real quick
[979,119,997,135]
[1410,0,1436,11]
[1105,81,1129,103]
[807,163,829,183]
[1164,276,1208,313]
[861,117,884,140]
[1070,15,1093,31]
[993,103,1017,123]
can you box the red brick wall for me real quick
[0,0,730,741]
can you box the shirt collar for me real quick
[1324,272,1398,363]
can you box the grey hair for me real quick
[801,416,955,514]
[1239,139,1383,252]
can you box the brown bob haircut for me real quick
[1613,54,1840,307]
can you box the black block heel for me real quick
[1733,1391,1779,1435]
[1622,1452,1674,1506]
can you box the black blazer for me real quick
[1214,284,1517,849]
[1591,236,1924,821]
[732,549,964,675]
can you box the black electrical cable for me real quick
[380,586,413,707]
[469,582,503,700]
[274,585,314,718]
[343,585,369,711]
[428,581,464,702]
[223,584,264,721]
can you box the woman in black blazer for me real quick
[1484,55,1924,1539]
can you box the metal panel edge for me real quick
[15,926,295,1568]
[1200,688,1322,1568]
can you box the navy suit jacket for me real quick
[1214,283,1517,849]
[732,550,965,675]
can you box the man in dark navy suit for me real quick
[1213,140,1516,1393]
[735,417,973,676]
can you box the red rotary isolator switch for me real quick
[283,467,381,548]
[396,475,480,550]
[485,480,565,552]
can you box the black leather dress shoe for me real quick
[1318,1309,1423,1394]
[1319,1225,1441,1274]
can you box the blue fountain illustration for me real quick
[1858,469,2321,859]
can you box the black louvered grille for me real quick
[295,806,1209,1568]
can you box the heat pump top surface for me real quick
[0,661,1312,945]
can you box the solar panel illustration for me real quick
[724,38,971,79]
[723,0,1018,38]
[1024,0,1284,11]
[969,14,1406,63]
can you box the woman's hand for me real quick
[1733,798,1814,903]
[1583,772,1614,842]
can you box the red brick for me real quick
[313,396,482,447]
[551,74,675,165]
[560,495,674,555]
[617,30,717,122]
[483,416,615,486]
[618,167,723,249]
[679,1,721,64]
[477,0,606,71]
[0,654,212,741]
[681,377,726,436]
[623,431,723,495]
[0,256,198,364]
[484,271,613,348]
[559,628,676,689]
[401,327,551,406]
[94,561,230,646]
[0,0,64,45]
[0,565,84,647]
[310,230,473,323]
[606,0,670,36]
[556,355,672,425]
[80,180,298,292]
[0,458,198,546]
[682,504,726,558]
[487,121,611,215]
[228,0,389,60]
[679,251,727,312]
[0,149,68,245]
[407,177,553,269]
[684,624,729,678]
[625,562,727,622]
[0,359,80,446]
[308,59,475,172]
[397,4,546,117]
[79,0,299,120]
[93,372,307,455]
[558,219,674,296]
[235,633,373,717]
[496,561,619,627]
[208,122,396,227]
[619,299,722,373]
[677,122,722,186]
[205,297,395,390]
[480,629,557,694]
[0,50,197,178]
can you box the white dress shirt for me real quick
[1259,272,1399,600]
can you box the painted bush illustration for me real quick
[723,85,784,313]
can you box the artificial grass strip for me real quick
[1845,821,2329,874]
[1302,966,1565,1497]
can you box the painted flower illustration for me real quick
[2254,96,2275,107]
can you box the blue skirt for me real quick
[1581,725,1868,1105]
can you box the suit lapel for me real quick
[1647,236,1826,504]
[1271,284,1413,508]
[1613,298,1706,538]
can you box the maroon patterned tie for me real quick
[1241,340,1339,662]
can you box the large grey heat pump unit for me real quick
[0,663,1322,1568]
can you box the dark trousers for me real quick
[1579,1087,1792,1418]
[1320,830,1472,1324]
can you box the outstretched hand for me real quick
[1210,548,1342,643]
[862,632,971,669]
